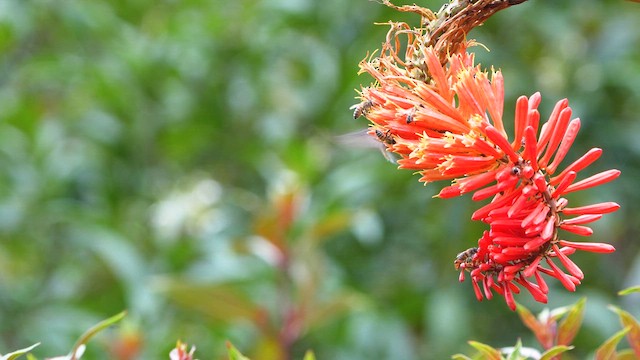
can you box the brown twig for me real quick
[382,0,530,64]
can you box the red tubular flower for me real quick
[354,14,620,309]
[445,93,619,308]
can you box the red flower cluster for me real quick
[354,21,619,309]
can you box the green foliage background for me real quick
[0,0,639,359]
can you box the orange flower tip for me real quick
[471,208,490,221]
[504,264,525,275]
[561,214,603,225]
[523,126,539,164]
[563,169,621,194]
[551,171,577,198]
[551,147,603,183]
[562,202,620,215]
[503,284,517,311]
[560,224,594,236]
[524,237,547,251]
[546,258,577,291]
[485,125,520,163]
[533,173,548,193]
[437,185,462,198]
[552,244,584,280]
[518,278,548,303]
[472,280,484,301]
[557,240,616,253]
[523,256,543,277]
[471,184,500,201]
[541,218,555,240]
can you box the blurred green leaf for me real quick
[608,305,640,357]
[307,211,352,246]
[540,345,573,360]
[0,343,40,360]
[304,291,367,331]
[158,280,262,322]
[451,355,474,360]
[547,306,571,323]
[594,326,630,360]
[252,335,285,360]
[226,341,251,360]
[615,349,639,360]
[69,311,127,360]
[618,286,640,296]
[468,341,503,360]
[302,350,316,360]
[556,297,585,346]
[505,339,522,360]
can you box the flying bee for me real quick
[454,247,478,271]
[351,100,374,119]
[375,129,396,145]
[334,129,398,163]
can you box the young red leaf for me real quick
[608,305,640,357]
[594,327,630,360]
[540,345,574,360]
[556,298,586,346]
[467,341,503,360]
[516,303,552,349]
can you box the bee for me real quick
[454,247,478,271]
[406,107,417,124]
[375,129,396,145]
[334,129,398,164]
[351,100,374,119]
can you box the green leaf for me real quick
[450,354,474,360]
[307,211,352,246]
[304,291,367,331]
[548,306,571,323]
[594,326,630,360]
[615,349,639,360]
[226,341,251,360]
[505,338,522,360]
[608,305,640,357]
[501,342,543,360]
[69,311,127,360]
[1,343,40,360]
[252,336,284,359]
[468,341,503,360]
[157,280,260,322]
[618,286,640,296]
[540,345,574,360]
[302,350,316,360]
[556,297,586,346]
